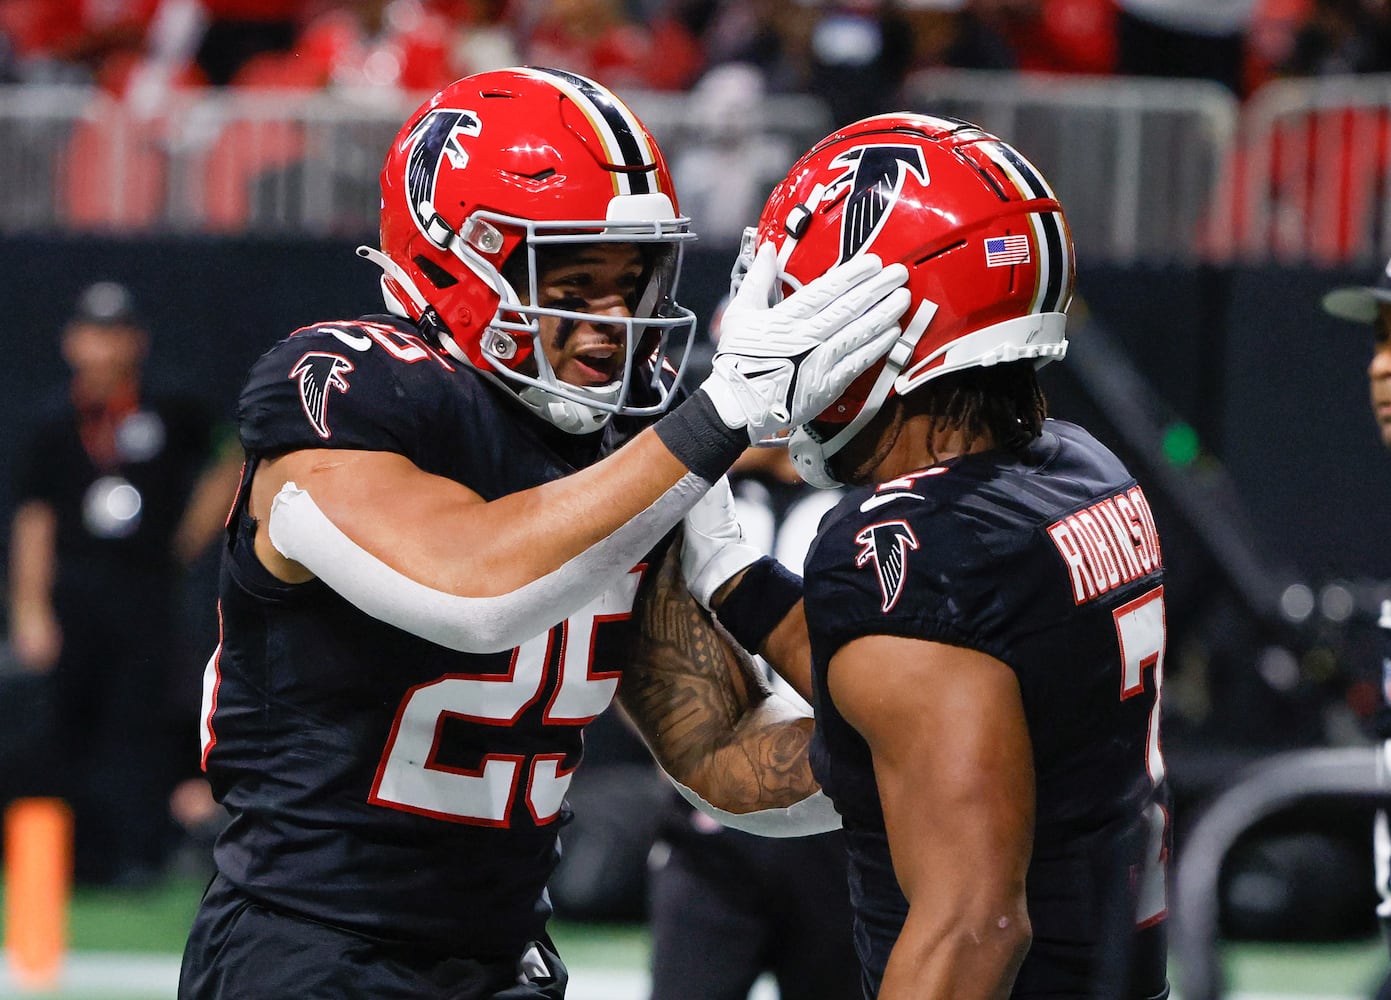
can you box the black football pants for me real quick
[179,874,569,999]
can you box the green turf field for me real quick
[0,873,1386,999]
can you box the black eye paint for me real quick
[553,317,577,350]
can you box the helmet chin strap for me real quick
[357,244,483,367]
[357,245,432,317]
[789,301,932,488]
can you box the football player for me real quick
[177,68,911,999]
[751,114,1172,999]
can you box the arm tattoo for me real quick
[620,540,820,812]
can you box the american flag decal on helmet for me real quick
[855,520,920,613]
[984,234,1031,267]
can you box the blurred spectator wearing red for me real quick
[1245,0,1312,91]
[267,0,455,92]
[519,0,704,92]
[973,0,1119,75]
[0,0,161,83]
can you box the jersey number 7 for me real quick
[1113,584,1168,928]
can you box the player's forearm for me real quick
[622,541,815,809]
[688,696,819,813]
[878,904,1030,1000]
[619,542,769,779]
[623,544,837,833]
[277,393,741,584]
[263,395,750,653]
[757,600,814,703]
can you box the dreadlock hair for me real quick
[899,359,1048,457]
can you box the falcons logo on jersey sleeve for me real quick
[290,352,354,439]
[855,520,920,613]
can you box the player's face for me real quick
[1371,304,1391,448]
[531,242,645,390]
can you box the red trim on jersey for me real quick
[199,601,226,771]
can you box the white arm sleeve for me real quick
[665,772,842,838]
[266,475,709,654]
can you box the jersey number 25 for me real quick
[369,567,643,827]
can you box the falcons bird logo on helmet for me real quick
[405,109,482,237]
[855,520,920,613]
[291,352,354,440]
[826,145,929,264]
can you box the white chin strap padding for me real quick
[516,382,620,435]
[894,311,1069,396]
[787,426,840,490]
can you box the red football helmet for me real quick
[749,113,1075,486]
[359,66,697,434]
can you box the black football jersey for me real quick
[201,315,667,956]
[805,419,1170,999]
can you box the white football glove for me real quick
[680,476,764,610]
[702,243,910,445]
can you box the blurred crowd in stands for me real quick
[2,0,1391,126]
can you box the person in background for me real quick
[669,64,796,246]
[1322,259,1391,1000]
[1278,0,1391,78]
[177,66,910,999]
[972,0,1118,76]
[1113,0,1255,95]
[749,113,1171,999]
[8,279,236,886]
[518,0,704,92]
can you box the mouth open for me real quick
[569,345,620,386]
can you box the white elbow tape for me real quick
[266,476,710,654]
[667,774,842,838]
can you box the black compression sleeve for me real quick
[653,390,747,483]
[715,556,804,654]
